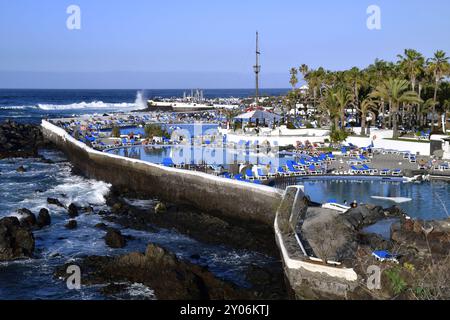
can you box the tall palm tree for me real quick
[397,49,425,92]
[357,97,377,136]
[299,64,309,81]
[334,87,352,129]
[427,50,450,128]
[371,78,423,139]
[319,88,341,129]
[289,67,299,89]
[421,99,438,128]
[345,67,365,126]
[289,68,299,122]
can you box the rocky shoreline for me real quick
[0,120,48,159]
[54,243,281,300]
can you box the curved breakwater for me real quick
[41,120,283,226]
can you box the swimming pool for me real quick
[301,179,449,221]
[107,145,449,221]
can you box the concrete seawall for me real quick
[41,120,283,226]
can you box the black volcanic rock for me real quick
[17,208,37,229]
[65,220,77,230]
[0,217,35,261]
[16,166,27,173]
[0,121,46,159]
[68,203,79,218]
[47,198,65,208]
[37,208,51,228]
[105,228,126,248]
[55,243,253,300]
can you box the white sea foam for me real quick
[126,283,156,300]
[36,101,136,111]
[0,105,34,110]
[35,91,147,111]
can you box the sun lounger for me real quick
[308,165,318,175]
[278,166,289,177]
[392,169,402,176]
[372,250,399,264]
[223,172,232,179]
[362,164,378,174]
[245,169,256,181]
[286,161,302,176]
[162,158,174,167]
[359,155,371,163]
[257,168,269,180]
[268,166,278,178]
[350,166,362,175]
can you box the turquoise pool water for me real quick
[302,179,449,221]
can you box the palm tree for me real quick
[299,64,309,81]
[334,87,352,129]
[289,68,299,122]
[319,88,341,129]
[357,97,377,136]
[289,67,299,89]
[371,78,423,139]
[427,50,450,128]
[420,99,437,128]
[397,49,425,92]
[345,67,365,127]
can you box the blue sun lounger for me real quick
[162,158,174,167]
[308,165,318,175]
[350,166,361,174]
[372,250,399,263]
[286,162,302,176]
[245,169,256,181]
[278,166,288,177]
[257,168,269,180]
[223,172,232,179]
[362,164,378,174]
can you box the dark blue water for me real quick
[0,88,289,124]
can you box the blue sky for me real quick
[0,0,449,88]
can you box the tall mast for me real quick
[253,31,261,105]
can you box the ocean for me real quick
[0,88,289,124]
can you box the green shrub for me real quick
[330,129,349,143]
[144,124,169,139]
[305,122,314,129]
[385,267,407,295]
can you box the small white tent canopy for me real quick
[234,109,281,123]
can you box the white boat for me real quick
[321,202,351,213]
